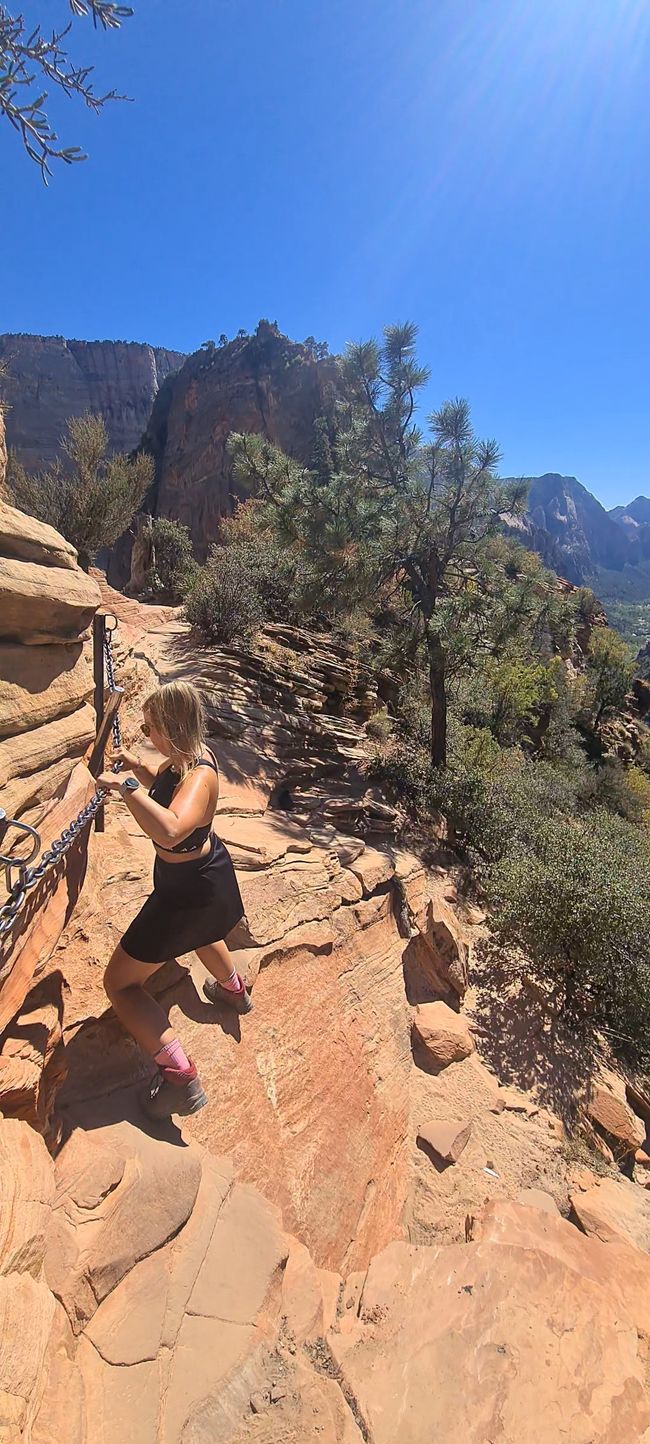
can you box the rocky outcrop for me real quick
[4,1115,650,1444]
[0,507,100,1135]
[0,503,98,815]
[108,324,337,579]
[5,570,650,1441]
[331,1202,650,1442]
[0,334,185,471]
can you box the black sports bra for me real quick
[148,750,218,854]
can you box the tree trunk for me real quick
[427,631,447,768]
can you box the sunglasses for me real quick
[141,721,151,737]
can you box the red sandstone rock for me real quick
[515,1187,560,1215]
[0,642,92,739]
[0,556,100,646]
[587,1069,646,1156]
[418,1118,472,1164]
[412,1001,475,1068]
[570,1176,650,1253]
[331,1206,650,1443]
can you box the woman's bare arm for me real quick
[97,768,216,848]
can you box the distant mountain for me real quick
[502,474,650,598]
[610,496,650,526]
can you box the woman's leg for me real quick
[104,944,175,1054]
[104,945,207,1118]
[195,938,238,985]
[196,940,253,1014]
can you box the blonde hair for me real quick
[143,681,207,778]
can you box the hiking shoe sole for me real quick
[142,1071,208,1121]
[203,978,254,1014]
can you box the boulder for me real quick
[516,1188,560,1216]
[0,556,100,644]
[399,864,470,1001]
[0,500,78,571]
[0,1118,54,1277]
[0,1122,57,1444]
[330,1212,650,1444]
[570,1176,650,1253]
[348,846,395,895]
[587,1069,646,1156]
[476,1198,650,1341]
[417,1118,472,1165]
[46,1120,202,1332]
[0,642,92,737]
[0,974,66,1138]
[412,1001,475,1069]
[0,1271,56,1443]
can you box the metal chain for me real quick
[103,621,123,750]
[0,617,122,938]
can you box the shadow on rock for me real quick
[471,953,596,1126]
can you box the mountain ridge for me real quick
[3,327,650,600]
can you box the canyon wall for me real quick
[0,334,185,470]
[133,323,337,561]
[0,502,99,1136]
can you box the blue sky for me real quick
[2,0,650,508]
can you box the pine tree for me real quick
[230,324,528,767]
[6,413,153,570]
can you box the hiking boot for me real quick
[203,977,253,1014]
[141,1061,208,1120]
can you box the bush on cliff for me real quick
[6,413,152,571]
[184,548,264,644]
[148,518,197,601]
[586,626,634,728]
[229,328,539,769]
[185,500,319,644]
[486,808,650,1064]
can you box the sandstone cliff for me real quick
[0,334,185,470]
[4,518,650,1440]
[122,323,337,569]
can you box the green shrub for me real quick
[486,808,650,1061]
[6,413,152,571]
[185,498,321,645]
[586,626,634,727]
[366,707,393,742]
[149,518,196,601]
[217,503,316,625]
[577,759,650,826]
[184,550,264,644]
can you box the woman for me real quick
[98,680,251,1121]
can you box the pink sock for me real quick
[155,1039,192,1074]
[219,967,244,994]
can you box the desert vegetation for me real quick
[183,323,650,1066]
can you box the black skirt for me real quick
[120,834,245,965]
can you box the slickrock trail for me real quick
[3,509,650,1442]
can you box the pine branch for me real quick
[0,3,132,180]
